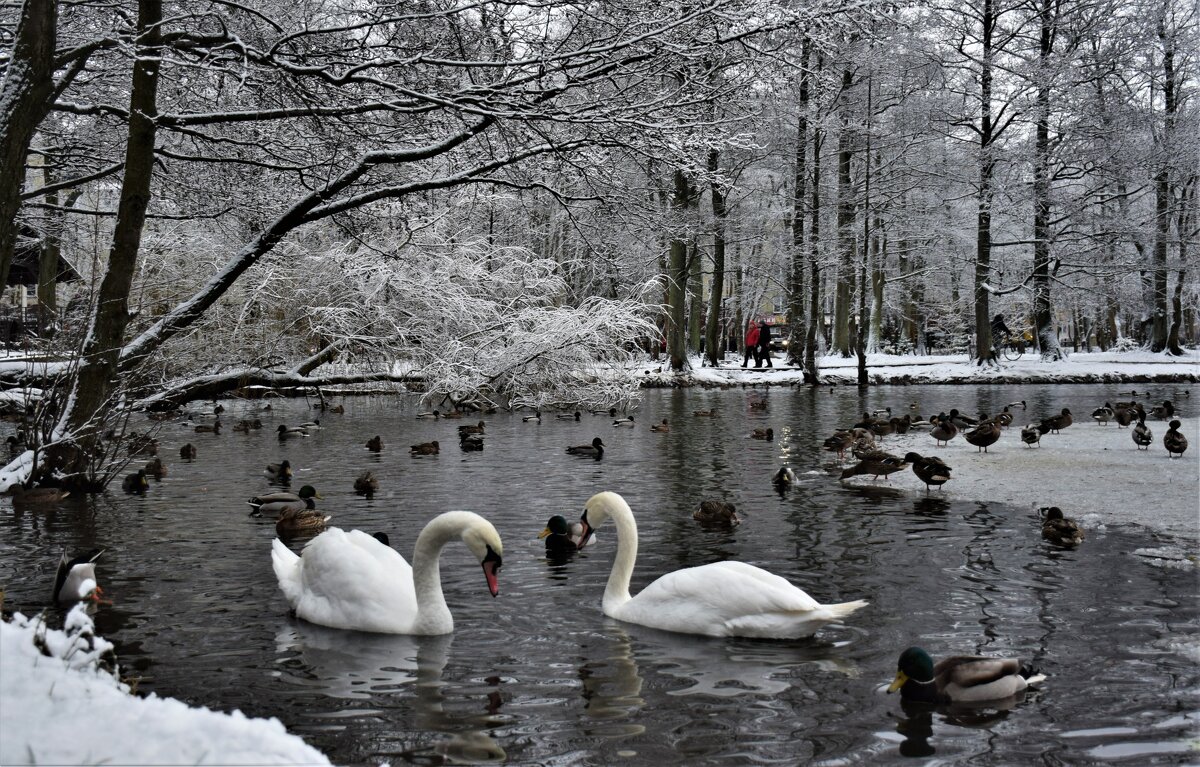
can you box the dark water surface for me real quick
[1,384,1197,765]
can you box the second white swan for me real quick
[271,511,503,635]
[576,491,867,638]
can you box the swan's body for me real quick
[576,492,867,638]
[271,511,503,635]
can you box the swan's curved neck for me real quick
[410,512,475,634]
[603,500,638,614]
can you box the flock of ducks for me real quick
[24,387,1195,712]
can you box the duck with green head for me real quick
[888,646,1045,704]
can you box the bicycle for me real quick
[999,332,1025,361]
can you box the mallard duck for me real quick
[277,424,309,439]
[297,419,322,430]
[194,420,221,434]
[750,427,774,441]
[931,414,958,446]
[964,420,1001,453]
[1020,425,1041,448]
[566,437,605,457]
[410,440,440,455]
[905,452,951,491]
[872,407,893,418]
[888,647,1045,703]
[556,411,581,421]
[366,435,383,452]
[592,407,618,416]
[749,400,768,411]
[1091,403,1115,425]
[693,500,740,527]
[1038,408,1073,434]
[275,505,331,538]
[265,460,293,481]
[851,435,880,460]
[1150,400,1175,420]
[840,450,909,480]
[122,469,149,493]
[213,403,225,415]
[232,419,252,433]
[354,471,378,496]
[415,409,441,419]
[459,433,484,451]
[1113,404,1137,428]
[1040,507,1084,546]
[772,465,796,487]
[948,409,978,429]
[271,512,503,634]
[1007,400,1027,410]
[248,485,322,516]
[539,515,581,555]
[440,409,465,420]
[1132,415,1153,450]
[612,415,635,427]
[179,443,197,459]
[53,548,105,606]
[144,456,167,479]
[870,419,896,438]
[650,419,670,432]
[458,421,486,436]
[890,415,913,434]
[1164,420,1188,458]
[6,483,70,504]
[522,411,542,423]
[692,409,716,417]
[575,492,867,638]
[994,407,1013,428]
[823,431,855,461]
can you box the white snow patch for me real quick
[0,606,330,766]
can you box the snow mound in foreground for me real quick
[0,606,329,766]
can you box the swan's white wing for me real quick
[277,528,417,633]
[616,561,843,638]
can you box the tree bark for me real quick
[0,0,58,291]
[973,0,997,366]
[705,148,728,367]
[52,0,163,482]
[1151,7,1177,352]
[667,168,692,372]
[787,39,811,367]
[834,66,855,357]
[802,49,823,385]
[1032,0,1063,360]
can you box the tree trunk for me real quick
[687,241,702,354]
[0,0,58,291]
[787,40,811,367]
[1032,0,1063,361]
[667,168,691,371]
[51,0,163,484]
[833,66,855,357]
[1166,177,1195,354]
[803,50,823,385]
[973,0,996,366]
[705,149,728,367]
[1151,9,1177,352]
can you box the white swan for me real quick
[271,511,503,635]
[576,492,868,639]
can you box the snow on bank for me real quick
[839,415,1200,547]
[673,349,1198,387]
[0,606,330,766]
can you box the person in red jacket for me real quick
[742,319,760,368]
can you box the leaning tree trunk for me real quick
[0,0,58,290]
[50,0,163,487]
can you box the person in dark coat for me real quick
[756,322,773,368]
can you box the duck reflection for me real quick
[911,496,951,517]
[889,693,1023,758]
[275,623,506,762]
[894,700,936,757]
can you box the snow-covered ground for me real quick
[0,606,330,766]
[837,414,1200,548]
[676,349,1198,386]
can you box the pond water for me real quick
[1,384,1197,765]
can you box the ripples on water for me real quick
[0,384,1196,765]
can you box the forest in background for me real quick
[0,0,1195,487]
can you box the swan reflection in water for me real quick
[275,622,506,762]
